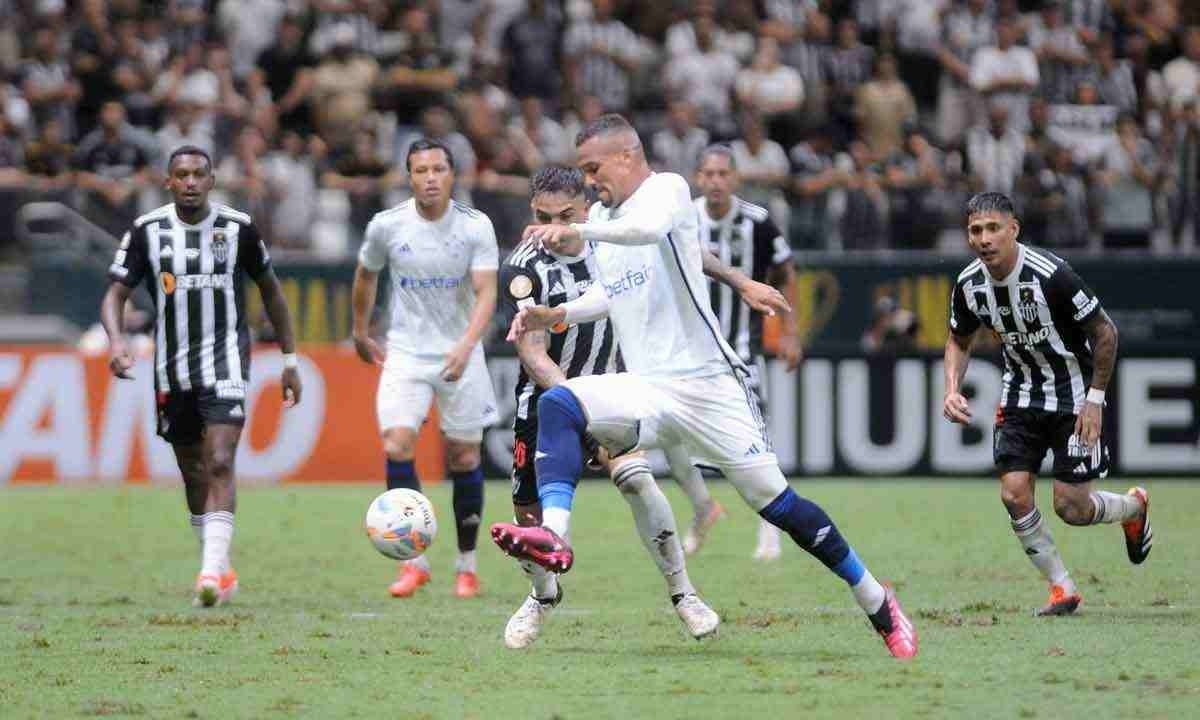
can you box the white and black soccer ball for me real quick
[365,489,437,561]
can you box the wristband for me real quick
[283,353,298,369]
[1086,387,1105,405]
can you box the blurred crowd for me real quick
[1,0,1199,258]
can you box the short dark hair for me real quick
[965,191,1016,220]
[167,145,212,172]
[406,138,455,172]
[530,164,586,199]
[698,143,736,171]
[575,113,636,147]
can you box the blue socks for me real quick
[534,386,588,512]
[759,487,852,573]
[451,467,484,552]
[386,459,419,491]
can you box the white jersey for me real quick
[359,199,499,359]
[580,172,745,379]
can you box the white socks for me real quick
[542,507,571,538]
[1089,491,1141,524]
[1012,508,1075,592]
[190,514,204,555]
[664,444,711,518]
[407,554,431,573]
[850,568,887,616]
[612,459,695,599]
[200,511,234,578]
[455,550,477,574]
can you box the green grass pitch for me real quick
[2,480,1197,719]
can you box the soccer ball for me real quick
[365,489,437,561]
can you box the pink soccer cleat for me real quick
[874,585,918,660]
[490,523,574,573]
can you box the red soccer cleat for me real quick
[490,523,574,573]
[1122,487,1153,565]
[389,562,431,598]
[874,585,918,660]
[219,568,239,605]
[454,571,480,598]
[1036,584,1082,617]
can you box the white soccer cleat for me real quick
[752,519,782,561]
[674,593,720,640]
[504,588,561,649]
[683,500,726,556]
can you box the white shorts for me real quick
[562,370,776,472]
[376,349,499,442]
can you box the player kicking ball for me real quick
[352,140,500,599]
[498,165,790,648]
[493,115,917,659]
[101,145,302,607]
[943,192,1151,616]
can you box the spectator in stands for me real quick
[156,100,215,170]
[884,123,947,249]
[322,128,396,246]
[895,0,948,112]
[217,0,287,80]
[262,128,322,249]
[111,18,159,129]
[310,23,379,150]
[21,25,80,142]
[827,18,876,148]
[788,126,845,249]
[71,0,118,138]
[1093,113,1162,249]
[395,104,476,204]
[563,0,644,112]
[666,0,755,63]
[1167,99,1200,246]
[664,14,740,137]
[966,103,1026,193]
[651,100,709,186]
[761,0,830,130]
[254,13,315,135]
[379,4,458,133]
[1091,34,1139,114]
[511,96,571,166]
[970,16,1040,133]
[1026,142,1089,248]
[561,94,604,149]
[166,0,211,54]
[309,1,380,57]
[730,112,791,228]
[0,111,25,188]
[23,117,74,193]
[862,295,920,354]
[1026,0,1090,104]
[1163,26,1200,110]
[152,43,221,139]
[839,139,888,250]
[735,36,804,147]
[72,100,151,236]
[1065,0,1114,48]
[854,54,918,159]
[501,0,565,109]
[937,0,994,145]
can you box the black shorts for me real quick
[157,390,246,446]
[993,407,1110,483]
[510,415,603,505]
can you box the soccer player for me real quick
[675,144,804,561]
[499,165,788,648]
[943,192,1151,616]
[352,139,500,600]
[101,145,302,608]
[493,115,917,659]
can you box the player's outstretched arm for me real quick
[943,330,975,424]
[700,249,792,318]
[254,267,302,407]
[513,330,567,390]
[351,265,386,366]
[507,282,611,341]
[100,281,135,379]
[767,260,803,371]
[1075,310,1119,447]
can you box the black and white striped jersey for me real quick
[108,203,271,399]
[950,244,1105,414]
[498,240,618,422]
[696,196,792,362]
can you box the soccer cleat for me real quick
[388,562,431,598]
[872,585,918,659]
[454,571,480,598]
[673,593,720,640]
[683,501,726,556]
[193,574,221,608]
[490,523,574,574]
[1035,584,1082,617]
[1122,486,1152,565]
[751,520,782,561]
[218,568,239,605]
[504,585,563,649]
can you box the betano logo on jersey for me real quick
[396,275,463,290]
[160,273,232,294]
[1000,326,1052,348]
[602,265,651,298]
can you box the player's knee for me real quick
[537,386,585,432]
[206,448,236,482]
[1053,492,1091,526]
[1000,484,1034,516]
[445,443,480,472]
[382,431,416,461]
[610,457,652,496]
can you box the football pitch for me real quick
[2,480,1197,719]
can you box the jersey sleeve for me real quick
[497,257,542,329]
[358,215,389,272]
[1045,261,1103,325]
[949,281,981,337]
[576,173,689,246]
[236,221,272,279]
[754,215,792,268]
[108,223,150,288]
[470,214,500,272]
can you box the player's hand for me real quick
[281,366,302,407]
[779,334,803,372]
[522,223,581,254]
[108,336,135,379]
[353,334,386,366]
[943,392,972,424]
[1074,400,1103,449]
[441,342,472,382]
[507,305,566,341]
[738,279,792,317]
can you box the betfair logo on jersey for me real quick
[1000,326,1051,347]
[396,276,463,290]
[602,265,651,298]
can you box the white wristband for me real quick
[282,353,298,369]
[1086,388,1105,405]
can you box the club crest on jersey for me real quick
[212,232,228,263]
[509,274,533,299]
[160,271,176,295]
[1017,286,1039,323]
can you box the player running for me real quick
[493,115,917,659]
[498,165,789,649]
[101,145,302,608]
[352,139,500,600]
[672,144,805,561]
[943,192,1151,617]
